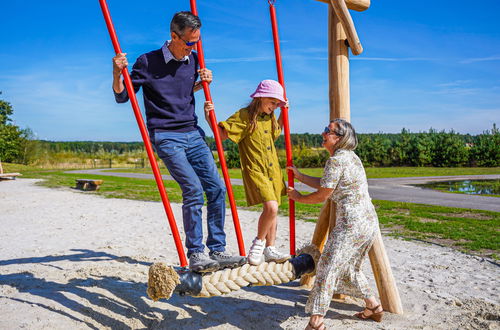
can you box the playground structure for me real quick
[99,0,402,315]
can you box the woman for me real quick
[287,119,383,329]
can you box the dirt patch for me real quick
[456,298,500,329]
[393,208,410,215]
[437,212,494,220]
[418,218,440,223]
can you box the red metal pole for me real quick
[98,0,188,267]
[269,2,296,256]
[189,0,245,256]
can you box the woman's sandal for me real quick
[354,304,384,322]
[306,321,325,330]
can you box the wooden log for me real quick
[314,0,370,12]
[329,6,350,120]
[300,200,335,288]
[369,231,404,314]
[75,179,104,191]
[328,0,363,55]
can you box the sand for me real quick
[0,179,498,329]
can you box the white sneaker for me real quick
[264,246,290,263]
[247,238,265,265]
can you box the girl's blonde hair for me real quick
[246,98,279,134]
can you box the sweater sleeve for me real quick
[114,54,148,103]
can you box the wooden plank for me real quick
[0,173,22,179]
[314,0,370,12]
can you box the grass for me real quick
[5,162,500,259]
[98,166,500,179]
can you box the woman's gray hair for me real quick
[331,118,358,150]
[170,11,201,36]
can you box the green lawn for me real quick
[5,163,500,259]
[99,166,500,179]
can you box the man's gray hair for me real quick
[331,118,358,150]
[170,11,201,36]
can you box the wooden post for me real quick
[300,6,349,288]
[301,2,403,315]
[329,6,350,120]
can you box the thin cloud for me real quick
[352,57,436,62]
[206,56,274,63]
[460,55,500,64]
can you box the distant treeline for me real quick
[38,141,144,154]
[29,126,499,168]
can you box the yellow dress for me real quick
[219,108,286,206]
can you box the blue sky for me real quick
[1,0,499,141]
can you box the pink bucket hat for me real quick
[250,79,286,107]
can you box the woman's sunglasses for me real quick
[324,127,341,136]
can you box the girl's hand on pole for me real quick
[287,187,301,201]
[283,99,290,109]
[113,53,128,77]
[204,101,214,116]
[198,68,213,84]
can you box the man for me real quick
[112,11,245,272]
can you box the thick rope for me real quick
[196,260,295,297]
[147,246,320,300]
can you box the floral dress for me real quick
[305,149,380,316]
[219,108,286,206]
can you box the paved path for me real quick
[68,169,500,212]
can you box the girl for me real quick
[204,79,290,265]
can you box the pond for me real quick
[419,179,500,197]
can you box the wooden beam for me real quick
[328,0,363,55]
[315,0,370,12]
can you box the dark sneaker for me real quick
[189,252,220,273]
[209,250,247,269]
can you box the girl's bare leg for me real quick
[256,200,278,245]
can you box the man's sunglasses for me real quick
[175,32,200,46]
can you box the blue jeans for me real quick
[152,129,226,256]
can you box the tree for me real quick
[0,92,14,126]
[0,92,29,163]
[470,124,500,166]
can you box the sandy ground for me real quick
[0,179,499,330]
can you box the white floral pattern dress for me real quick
[305,149,380,316]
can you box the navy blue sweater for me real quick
[114,48,199,132]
